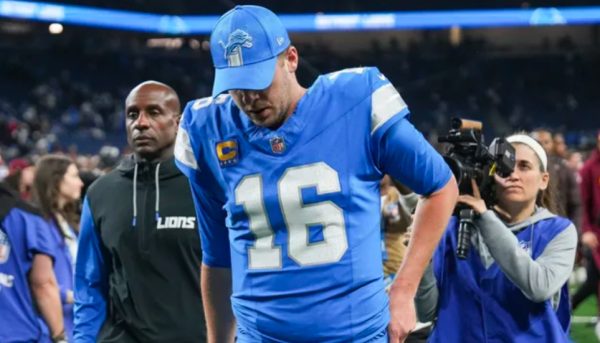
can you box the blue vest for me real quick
[429,215,572,343]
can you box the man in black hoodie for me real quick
[74,81,206,342]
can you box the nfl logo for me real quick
[270,137,285,154]
[0,230,10,264]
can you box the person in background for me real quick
[32,154,84,342]
[566,150,584,183]
[380,176,414,288]
[0,182,66,342]
[4,158,35,201]
[74,81,206,342]
[532,129,581,229]
[78,146,121,201]
[380,176,431,343]
[569,147,593,314]
[553,132,568,159]
[579,131,600,339]
[0,155,9,181]
[415,134,577,342]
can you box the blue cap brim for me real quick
[212,57,277,98]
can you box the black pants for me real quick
[572,248,600,311]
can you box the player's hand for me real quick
[388,287,416,342]
[457,179,487,215]
[582,232,599,249]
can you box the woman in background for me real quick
[4,158,35,201]
[380,175,431,342]
[33,154,83,342]
[415,134,577,342]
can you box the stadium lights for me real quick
[189,38,200,50]
[48,22,62,34]
[146,37,183,49]
[1,0,600,34]
[449,26,461,46]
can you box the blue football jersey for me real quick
[175,67,452,342]
[1,206,56,343]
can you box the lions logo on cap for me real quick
[219,29,253,67]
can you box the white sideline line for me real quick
[571,316,598,324]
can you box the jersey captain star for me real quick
[175,67,452,342]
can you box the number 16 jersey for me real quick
[175,67,452,342]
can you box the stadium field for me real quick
[572,296,599,343]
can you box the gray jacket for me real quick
[415,208,577,322]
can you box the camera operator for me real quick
[414,134,577,342]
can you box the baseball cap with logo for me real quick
[210,5,291,97]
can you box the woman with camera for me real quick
[415,134,577,342]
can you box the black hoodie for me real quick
[81,155,205,342]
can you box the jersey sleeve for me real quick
[189,180,231,268]
[175,101,201,180]
[13,209,56,261]
[74,197,108,342]
[175,99,231,268]
[368,70,452,195]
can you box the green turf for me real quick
[571,296,598,343]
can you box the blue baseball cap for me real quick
[210,5,291,97]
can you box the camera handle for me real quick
[457,209,476,259]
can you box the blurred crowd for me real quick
[0,29,598,209]
[0,145,120,204]
[1,29,599,163]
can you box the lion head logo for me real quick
[219,29,253,67]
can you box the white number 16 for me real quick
[235,162,348,269]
